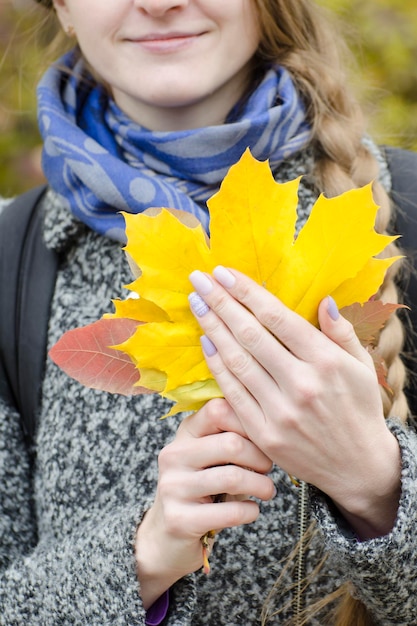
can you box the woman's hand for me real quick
[188,267,401,540]
[135,398,275,609]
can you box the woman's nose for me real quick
[133,0,189,18]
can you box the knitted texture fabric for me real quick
[1,147,417,625]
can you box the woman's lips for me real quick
[129,32,204,53]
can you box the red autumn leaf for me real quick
[48,318,149,396]
[368,346,391,392]
[340,300,405,391]
[340,300,406,346]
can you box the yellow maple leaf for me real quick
[108,149,399,415]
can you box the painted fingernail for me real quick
[189,270,213,295]
[213,265,236,289]
[327,296,339,321]
[188,292,210,317]
[201,335,217,357]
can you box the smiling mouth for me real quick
[128,32,205,52]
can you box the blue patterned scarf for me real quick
[38,51,311,242]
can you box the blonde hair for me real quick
[252,1,408,623]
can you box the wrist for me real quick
[333,431,402,540]
[135,509,181,609]
[135,507,201,608]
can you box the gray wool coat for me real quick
[1,147,417,625]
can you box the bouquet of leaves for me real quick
[50,149,401,408]
[50,149,402,572]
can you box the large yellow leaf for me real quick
[163,379,224,417]
[123,208,212,321]
[208,150,300,284]
[121,319,212,391]
[268,185,398,324]
[108,296,169,322]
[330,257,401,310]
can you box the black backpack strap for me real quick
[385,146,417,242]
[383,146,417,416]
[0,185,58,444]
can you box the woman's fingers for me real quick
[177,399,271,472]
[190,266,322,362]
[199,334,269,424]
[189,267,377,381]
[177,397,248,439]
[158,445,276,503]
[184,499,262,534]
[160,400,275,512]
[318,296,376,370]
[138,398,276,592]
[162,425,273,477]
[188,279,291,399]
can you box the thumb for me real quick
[318,296,373,368]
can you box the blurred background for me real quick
[0,0,416,197]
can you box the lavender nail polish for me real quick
[201,335,217,357]
[188,292,210,317]
[189,270,213,295]
[213,265,236,288]
[327,296,339,321]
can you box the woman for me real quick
[0,0,416,624]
